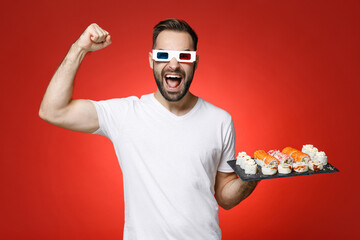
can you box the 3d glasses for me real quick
[152,50,196,63]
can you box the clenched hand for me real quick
[74,23,112,52]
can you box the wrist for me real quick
[65,43,88,63]
[71,41,89,54]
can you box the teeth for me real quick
[166,75,181,79]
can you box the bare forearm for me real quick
[39,44,87,119]
[220,178,258,210]
[39,23,111,124]
[38,24,111,132]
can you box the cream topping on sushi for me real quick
[243,156,251,161]
[302,144,317,156]
[303,144,314,149]
[314,151,327,165]
[237,152,247,157]
[308,147,318,160]
[302,144,313,154]
[236,152,250,167]
[237,152,253,169]
[293,162,309,173]
[309,148,319,154]
[317,151,326,157]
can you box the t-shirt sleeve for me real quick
[217,115,235,173]
[90,97,137,140]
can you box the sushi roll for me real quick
[254,150,265,166]
[302,144,314,155]
[255,158,264,167]
[282,147,310,164]
[308,147,318,160]
[301,144,319,160]
[254,150,279,167]
[314,151,328,165]
[278,163,292,174]
[293,162,309,173]
[236,152,247,166]
[244,159,258,174]
[262,165,277,175]
[309,160,324,172]
[268,150,294,165]
[241,156,252,169]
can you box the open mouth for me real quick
[164,73,183,91]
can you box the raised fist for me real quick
[74,23,112,52]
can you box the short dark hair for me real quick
[152,18,198,50]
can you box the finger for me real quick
[105,35,112,44]
[89,23,106,42]
[97,29,108,43]
[93,24,110,41]
[90,26,103,43]
[98,35,112,49]
[90,33,98,42]
[92,24,108,40]
[92,28,109,43]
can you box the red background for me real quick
[1,0,359,239]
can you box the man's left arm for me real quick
[214,171,258,210]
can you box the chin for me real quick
[162,90,187,102]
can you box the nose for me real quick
[167,57,180,70]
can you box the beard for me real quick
[153,65,195,102]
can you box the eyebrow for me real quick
[157,49,193,51]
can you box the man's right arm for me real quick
[39,23,112,133]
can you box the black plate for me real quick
[227,160,339,182]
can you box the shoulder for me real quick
[199,98,233,123]
[92,96,140,107]
[90,96,141,115]
[91,94,157,113]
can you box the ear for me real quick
[194,54,199,70]
[149,52,154,69]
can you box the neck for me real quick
[154,90,198,116]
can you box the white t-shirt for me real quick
[91,93,235,240]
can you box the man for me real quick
[39,19,258,240]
